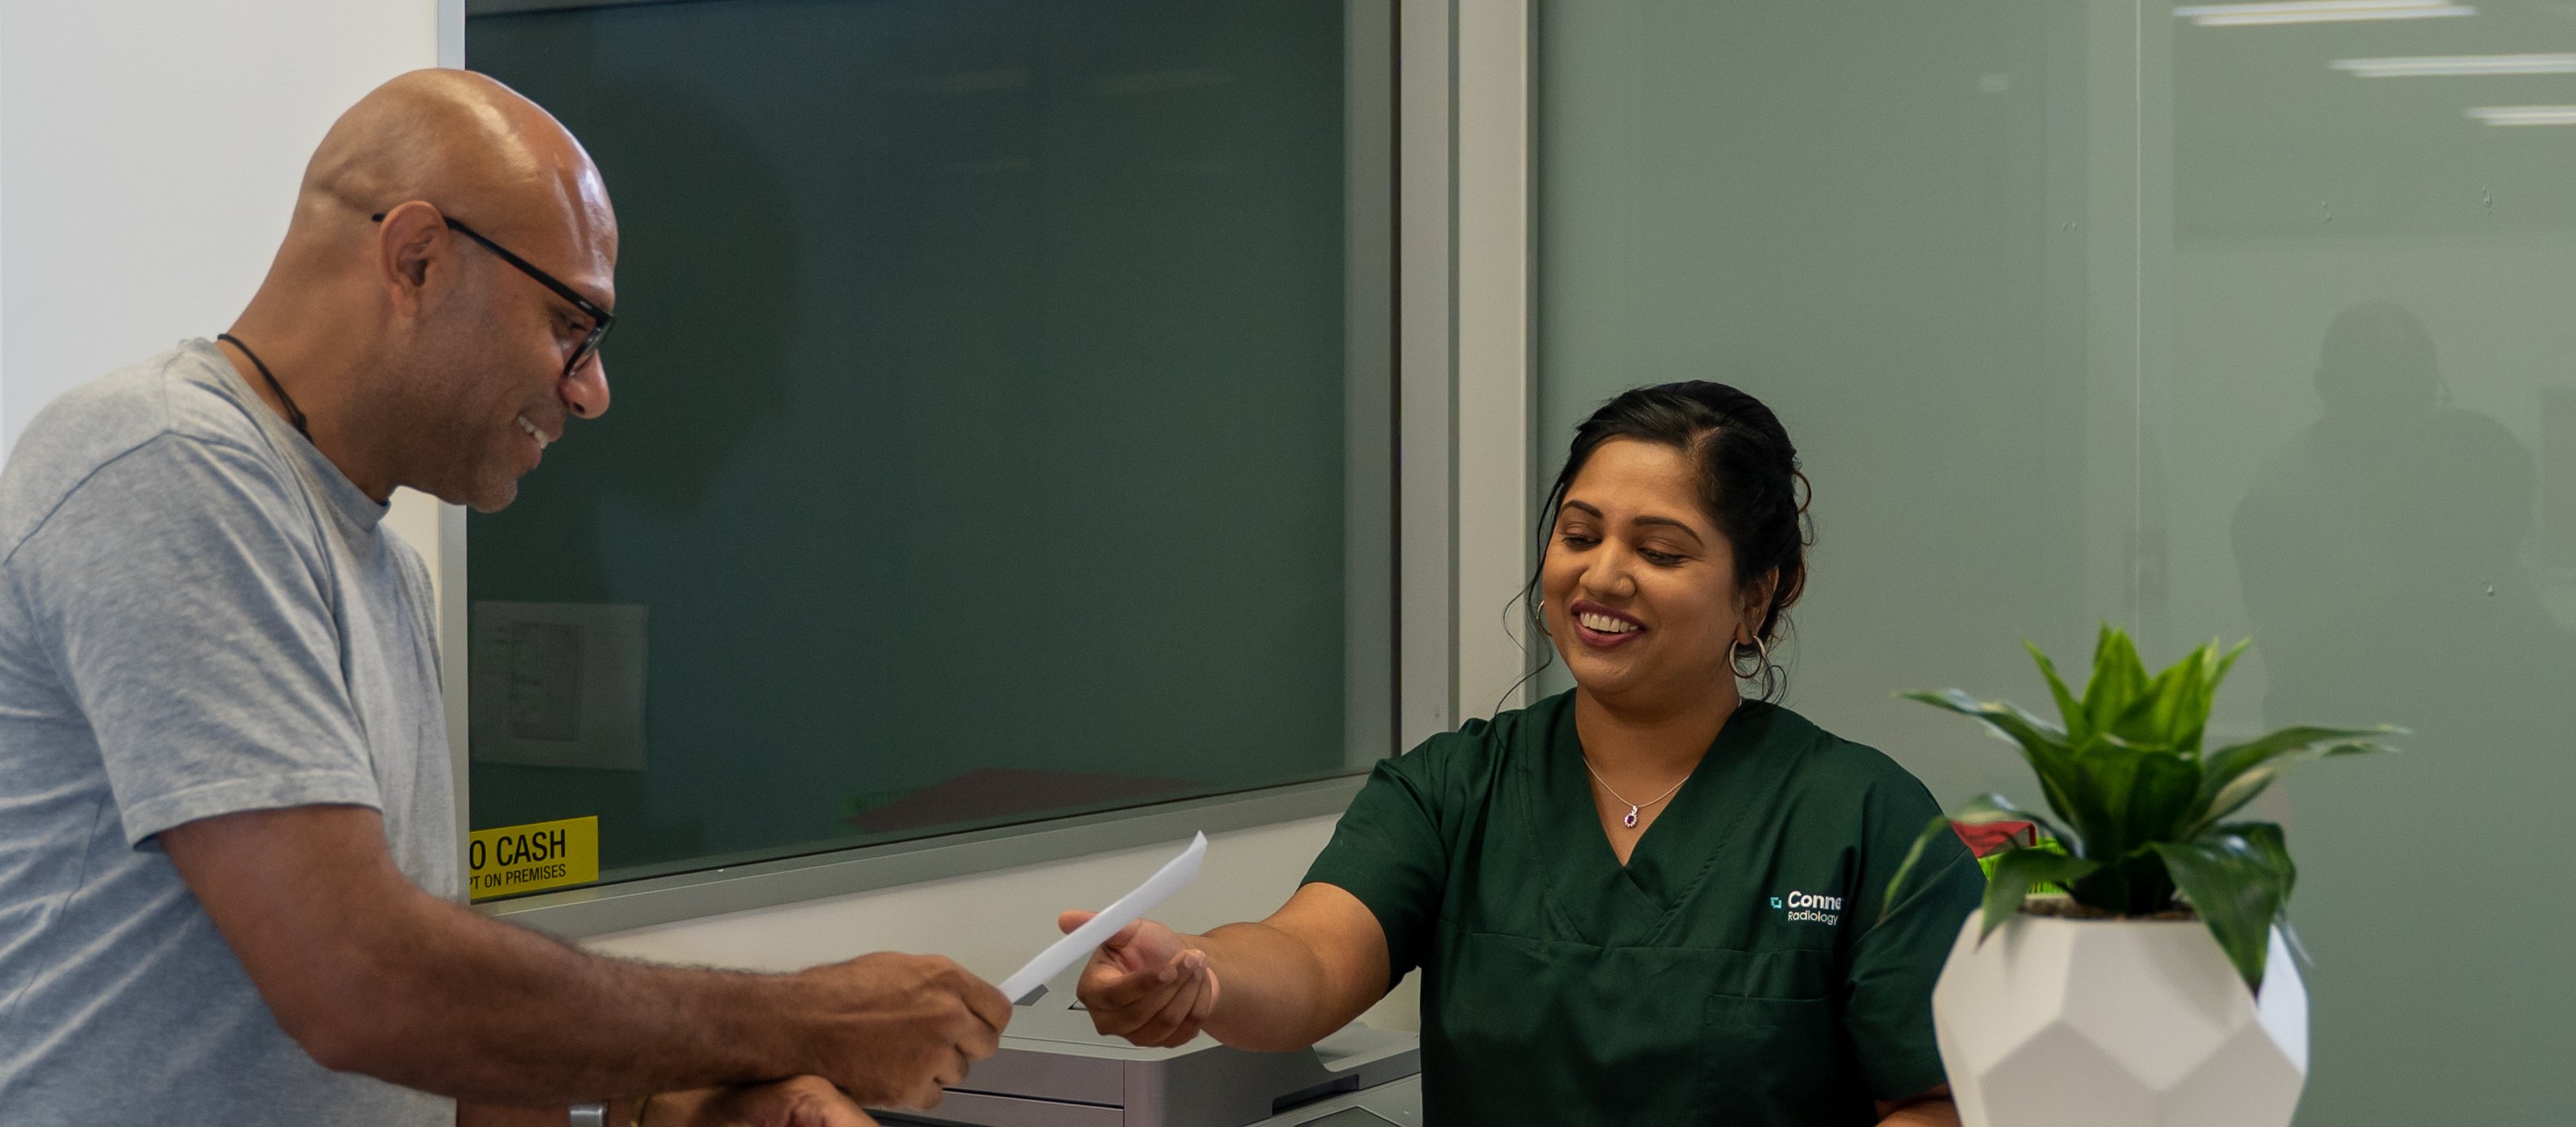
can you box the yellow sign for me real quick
[467,816,598,901]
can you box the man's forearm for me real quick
[169,805,998,1111]
[331,892,812,1104]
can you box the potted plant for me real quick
[1889,626,2395,1127]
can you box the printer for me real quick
[879,971,1422,1127]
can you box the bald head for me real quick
[293,69,614,268]
[225,68,617,511]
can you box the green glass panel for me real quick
[466,0,1369,883]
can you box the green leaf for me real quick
[2201,725,2397,787]
[2150,827,2295,992]
[1879,813,1959,925]
[2191,726,2399,835]
[1884,798,2088,925]
[1953,792,2073,850]
[2053,738,2132,859]
[2144,641,2216,751]
[1901,690,2093,840]
[2026,640,2088,742]
[2081,625,2152,737]
[2179,639,2251,752]
[2106,652,2188,747]
[2119,748,2205,848]
[2102,638,2241,752]
[1978,848,2103,940]
[1902,689,2067,746]
[2224,820,2298,906]
[1912,629,2383,987]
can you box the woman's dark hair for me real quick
[1522,381,1812,701]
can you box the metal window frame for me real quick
[443,0,1536,939]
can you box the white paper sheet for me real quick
[999,831,1207,1003]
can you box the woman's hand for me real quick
[1874,1085,1959,1126]
[1060,911,1219,1048]
[648,1076,879,1127]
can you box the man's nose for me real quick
[563,353,611,419]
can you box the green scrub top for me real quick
[1303,691,1983,1125]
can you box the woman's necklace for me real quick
[1580,756,1691,829]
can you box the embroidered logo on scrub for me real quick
[1774,890,1843,926]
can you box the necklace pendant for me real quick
[1623,806,1640,828]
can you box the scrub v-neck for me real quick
[1535,697,1787,948]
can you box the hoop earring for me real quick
[1730,637,1770,681]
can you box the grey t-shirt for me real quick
[0,340,458,1124]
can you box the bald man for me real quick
[0,71,1006,1125]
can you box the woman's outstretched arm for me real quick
[1065,882,1393,1052]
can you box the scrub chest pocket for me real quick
[1432,933,1868,1125]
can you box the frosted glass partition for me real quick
[1538,1,2573,1120]
[464,1,1388,885]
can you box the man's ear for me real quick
[372,202,450,318]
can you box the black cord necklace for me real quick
[215,333,309,439]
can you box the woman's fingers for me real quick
[1130,953,1209,1046]
[1070,918,1211,1046]
[1181,967,1220,1040]
[1083,949,1210,1041]
[1083,946,1196,1015]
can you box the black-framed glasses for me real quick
[371,211,615,379]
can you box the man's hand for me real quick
[1062,912,1217,1049]
[656,1077,878,1127]
[165,804,1008,1107]
[791,953,1012,1109]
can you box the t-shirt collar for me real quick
[183,338,392,531]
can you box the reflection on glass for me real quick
[1540,0,2574,1120]
[463,1,1382,883]
[2177,5,2576,1117]
[2232,301,2552,730]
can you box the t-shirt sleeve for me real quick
[1300,736,1460,988]
[9,434,381,846]
[1839,770,1984,1102]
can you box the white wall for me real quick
[0,0,449,448]
[1,0,460,825]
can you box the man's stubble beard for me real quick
[377,334,520,513]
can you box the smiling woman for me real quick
[1055,381,1986,1125]
[1532,382,1812,705]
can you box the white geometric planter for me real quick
[1932,913,2308,1127]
